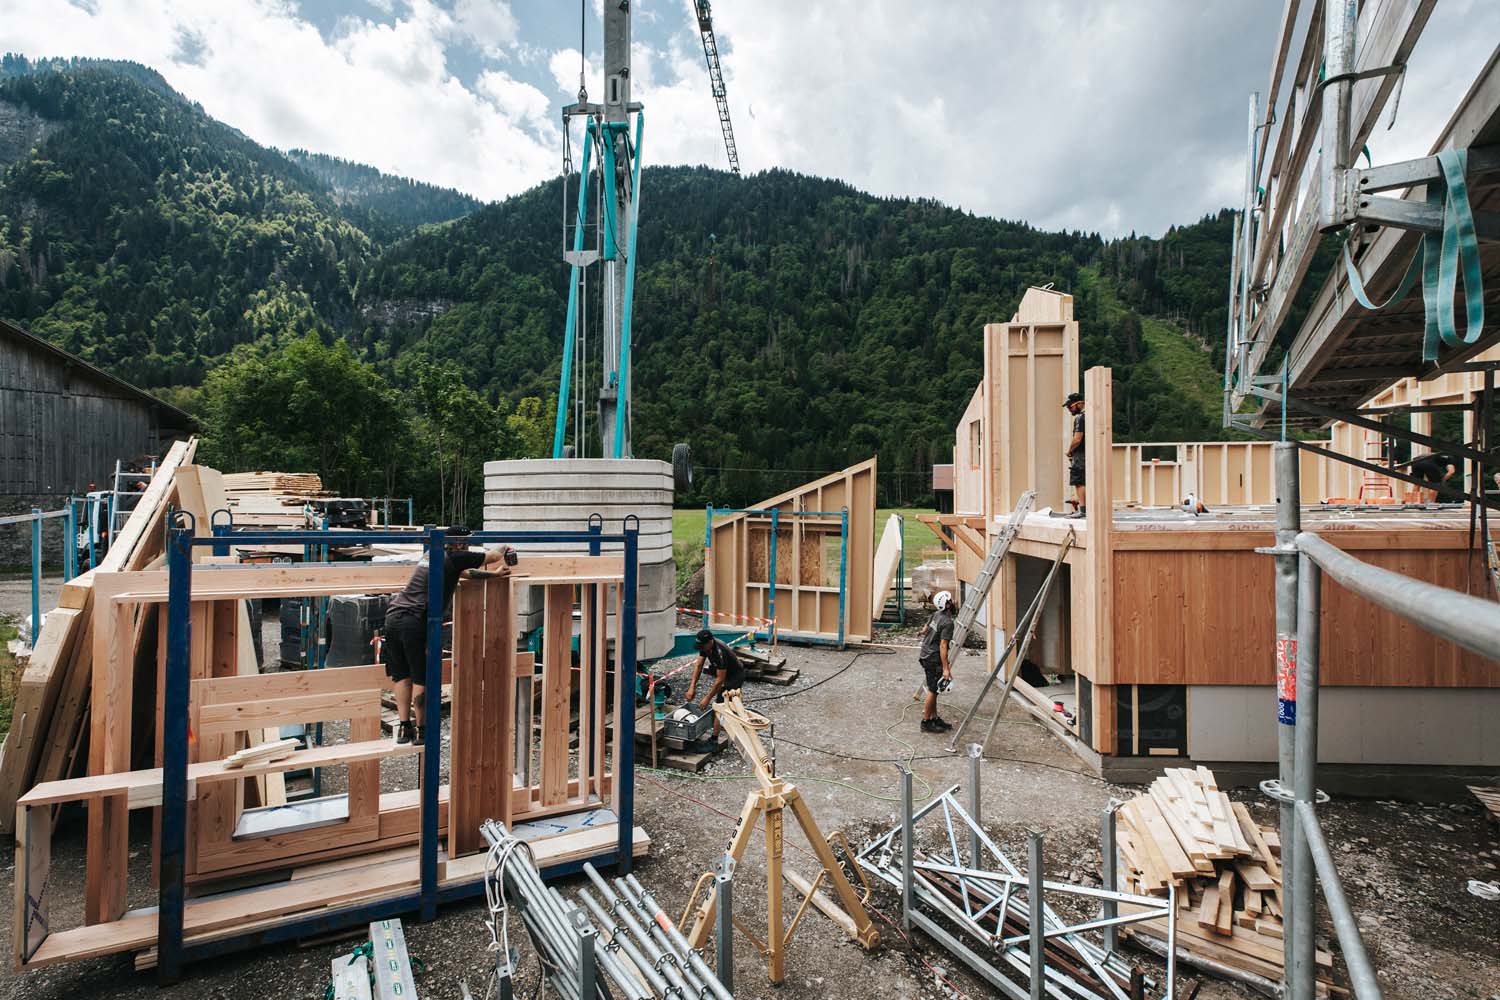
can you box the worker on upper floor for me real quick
[1064,392,1086,518]
[1395,452,1457,504]
[382,528,515,745]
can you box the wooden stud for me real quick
[540,584,573,807]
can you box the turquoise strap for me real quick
[1343,238,1420,311]
[1341,147,1485,363]
[1423,147,1485,360]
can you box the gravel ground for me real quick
[0,626,1496,1000]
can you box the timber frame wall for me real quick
[705,458,877,644]
[14,532,646,978]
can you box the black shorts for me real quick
[1415,467,1444,486]
[382,615,426,684]
[920,654,944,694]
[1069,460,1086,487]
[716,667,747,698]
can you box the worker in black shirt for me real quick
[684,628,746,740]
[383,528,514,745]
[1395,452,1457,503]
[1064,392,1087,518]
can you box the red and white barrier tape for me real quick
[675,606,775,628]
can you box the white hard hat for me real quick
[933,591,953,611]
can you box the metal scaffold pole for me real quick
[1267,441,1301,990]
[1292,550,1322,1000]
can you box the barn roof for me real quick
[0,318,197,430]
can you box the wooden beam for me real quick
[1084,367,1114,686]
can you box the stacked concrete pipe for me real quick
[482,458,675,660]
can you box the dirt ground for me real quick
[0,625,1496,1000]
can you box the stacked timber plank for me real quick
[222,471,325,528]
[1116,766,1333,989]
[0,439,198,834]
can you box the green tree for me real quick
[199,333,405,495]
[405,359,497,525]
[504,397,551,459]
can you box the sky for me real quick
[2,0,1496,237]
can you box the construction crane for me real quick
[693,1,740,175]
[551,1,735,469]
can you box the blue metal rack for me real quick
[156,520,640,982]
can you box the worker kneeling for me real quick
[919,591,956,733]
[684,628,746,741]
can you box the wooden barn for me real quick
[0,319,195,560]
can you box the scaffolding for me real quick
[1265,442,1500,1000]
[855,758,1174,1000]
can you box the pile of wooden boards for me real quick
[0,440,289,835]
[1115,766,1333,990]
[222,470,326,528]
[733,642,796,685]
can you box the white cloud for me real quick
[2,1,1495,235]
[452,0,518,58]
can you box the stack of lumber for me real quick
[0,439,198,834]
[222,738,300,770]
[1115,766,1332,989]
[222,471,325,528]
[733,643,797,685]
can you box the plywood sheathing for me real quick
[706,457,878,643]
[980,288,1079,519]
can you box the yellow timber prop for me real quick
[683,690,879,984]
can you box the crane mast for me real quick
[554,2,642,459]
[694,1,740,176]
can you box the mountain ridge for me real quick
[0,57,1235,510]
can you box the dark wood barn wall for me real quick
[0,336,163,495]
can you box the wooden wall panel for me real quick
[706,458,878,642]
[952,386,985,515]
[1111,544,1497,687]
[984,306,1078,516]
[1110,442,1335,507]
[1081,367,1113,687]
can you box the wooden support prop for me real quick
[683,692,878,986]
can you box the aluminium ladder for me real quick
[106,457,157,547]
[914,492,1036,703]
[950,491,1036,651]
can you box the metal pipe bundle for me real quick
[480,821,733,1000]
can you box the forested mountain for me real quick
[0,59,373,386]
[0,58,1238,518]
[282,149,484,239]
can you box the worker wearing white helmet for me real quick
[918,590,956,733]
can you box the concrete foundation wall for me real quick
[0,494,69,569]
[1188,685,1500,766]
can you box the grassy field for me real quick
[673,507,941,591]
[0,617,19,738]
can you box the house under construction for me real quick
[928,286,1498,788]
